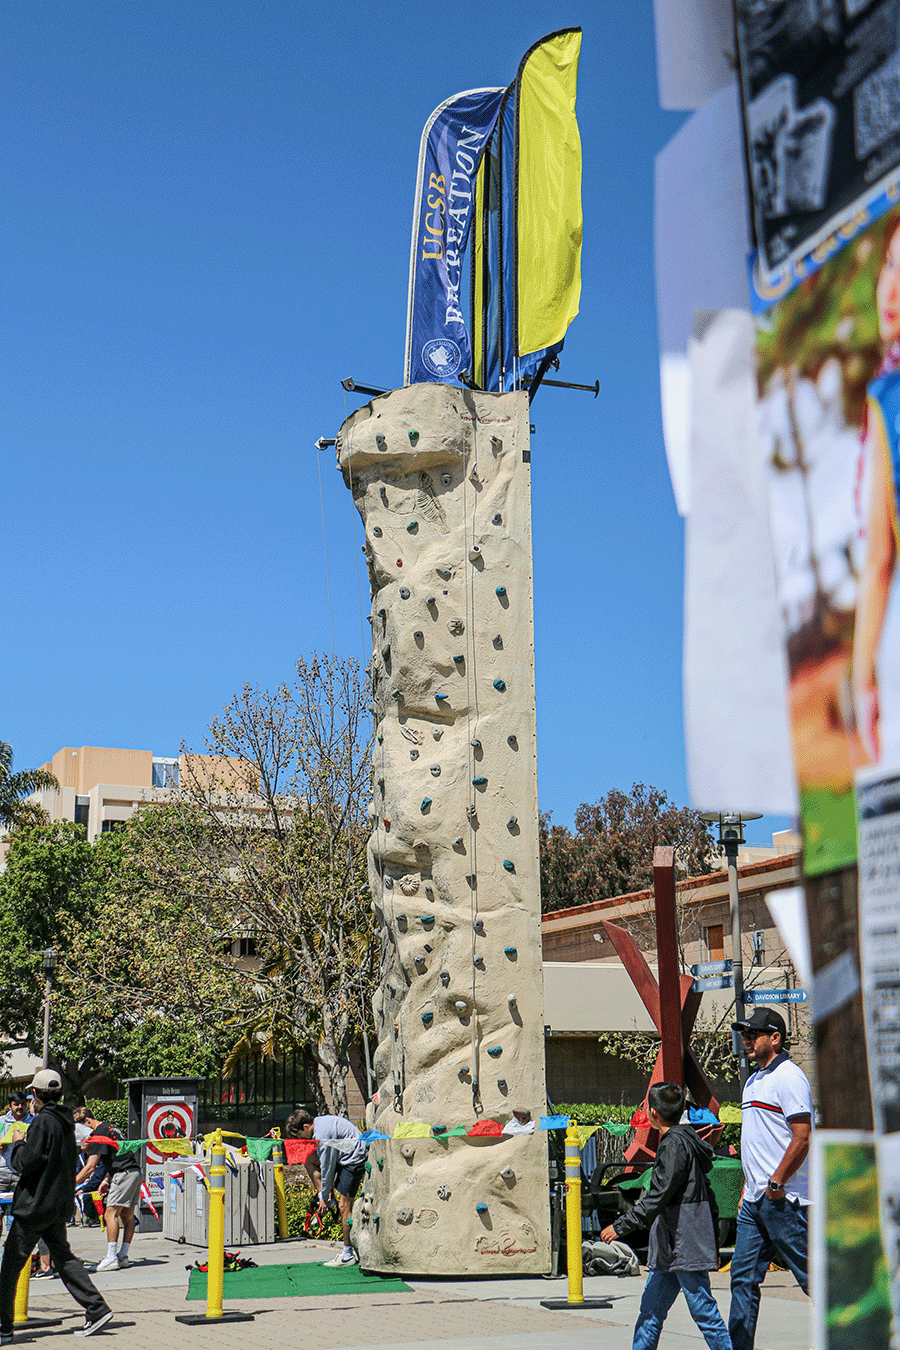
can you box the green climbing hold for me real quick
[365,1160,372,1174]
[421,798,432,812]
[503,859,515,872]
[422,1011,434,1026]
[407,521,418,533]
[493,679,506,691]
[453,654,464,664]
[409,429,419,443]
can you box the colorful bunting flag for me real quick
[393,1121,434,1139]
[539,1115,570,1130]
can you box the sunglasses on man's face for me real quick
[741,1030,770,1040]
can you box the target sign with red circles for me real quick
[145,1100,193,1163]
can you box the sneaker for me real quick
[323,1251,358,1267]
[74,1310,113,1337]
[94,1257,119,1273]
[1,1333,13,1345]
[115,1257,129,1270]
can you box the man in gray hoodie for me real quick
[602,1082,729,1350]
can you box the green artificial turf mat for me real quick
[186,1261,412,1299]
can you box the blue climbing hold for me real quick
[407,521,418,533]
[472,776,487,786]
[421,798,431,812]
[493,679,506,691]
[496,586,506,597]
[487,1046,502,1058]
[421,1011,433,1026]
[409,429,419,443]
[504,946,517,957]
[476,1203,488,1215]
[503,859,515,873]
[435,693,449,704]
[420,915,435,927]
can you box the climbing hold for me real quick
[423,943,432,952]
[399,587,410,599]
[435,692,449,704]
[492,513,502,525]
[414,954,426,968]
[374,1212,380,1222]
[420,915,435,927]
[439,970,450,986]
[473,918,484,933]
[453,654,464,665]
[474,955,484,968]
[376,1158,384,1170]
[384,818,391,830]
[504,946,517,957]
[437,568,452,580]
[507,816,518,829]
[409,429,419,443]
[384,876,394,889]
[469,465,480,484]
[365,1161,372,1174]
[421,1012,433,1026]
[401,1145,415,1160]
[476,1202,488,1215]
[421,798,432,812]
[413,630,423,641]
[454,1000,469,1013]
[499,1166,515,1181]
[430,765,441,777]
[470,738,481,749]
[457,1067,469,1080]
[437,1186,451,1200]
[432,728,443,739]
[497,1078,507,1091]
[396,559,403,567]
[426,595,436,606]
[401,874,420,895]
[467,874,477,888]
[493,635,503,648]
[507,734,518,748]
[376,434,386,449]
[493,679,506,692]
[466,805,477,820]
[377,734,383,744]
[472,776,487,787]
[503,859,515,873]
[507,993,517,1007]
[468,544,481,560]
[373,526,383,537]
[391,690,402,701]
[410,749,419,760]
[407,521,418,533]
[487,1046,502,1058]
[447,617,464,633]
[452,836,465,849]
[381,643,390,659]
[441,472,451,485]
[490,436,502,454]
[495,586,506,597]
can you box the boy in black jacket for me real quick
[0,1071,112,1341]
[601,1082,730,1350]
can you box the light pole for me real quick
[700,812,762,1087]
[41,947,57,1070]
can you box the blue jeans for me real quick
[729,1195,808,1350]
[633,1269,731,1350]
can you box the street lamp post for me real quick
[41,947,57,1070]
[700,812,762,1088]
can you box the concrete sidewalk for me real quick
[13,1225,812,1350]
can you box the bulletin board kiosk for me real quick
[124,1077,202,1233]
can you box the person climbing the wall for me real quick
[285,1110,367,1266]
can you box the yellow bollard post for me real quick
[13,1247,62,1329]
[540,1119,611,1312]
[272,1129,289,1240]
[175,1128,254,1326]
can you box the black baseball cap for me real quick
[731,1007,787,1040]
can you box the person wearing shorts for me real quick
[285,1110,366,1266]
[76,1114,141,1272]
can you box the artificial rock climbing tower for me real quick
[337,383,550,1275]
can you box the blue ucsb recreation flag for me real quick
[404,88,505,387]
[404,30,582,395]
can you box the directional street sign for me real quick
[690,959,734,978]
[692,974,734,992]
[745,988,809,1004]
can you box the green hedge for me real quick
[553,1102,741,1155]
[85,1100,128,1131]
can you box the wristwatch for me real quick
[767,1178,784,1193]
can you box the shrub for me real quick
[553,1102,742,1157]
[86,1100,128,1131]
[284,1181,343,1241]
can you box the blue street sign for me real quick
[690,959,734,978]
[692,974,734,992]
[744,988,809,1004]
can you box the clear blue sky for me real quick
[0,2,785,842]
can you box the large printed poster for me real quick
[757,203,900,872]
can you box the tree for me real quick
[0,818,242,1097]
[0,741,58,832]
[138,653,375,1115]
[539,782,720,914]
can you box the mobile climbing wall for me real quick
[337,384,550,1275]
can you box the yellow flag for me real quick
[153,1136,194,1156]
[576,1124,601,1150]
[516,28,582,358]
[393,1121,433,1139]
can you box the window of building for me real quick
[100,819,125,834]
[235,938,257,958]
[705,924,725,961]
[152,758,180,789]
[74,797,90,833]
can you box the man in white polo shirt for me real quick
[728,1007,813,1350]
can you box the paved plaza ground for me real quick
[6,1225,813,1350]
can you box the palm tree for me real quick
[0,742,59,832]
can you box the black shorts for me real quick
[335,1161,365,1199]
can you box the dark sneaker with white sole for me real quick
[74,1310,113,1337]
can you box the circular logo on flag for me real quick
[422,338,462,378]
[145,1101,194,1162]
